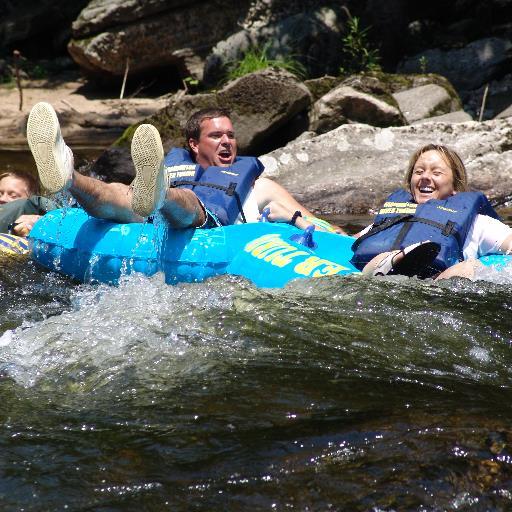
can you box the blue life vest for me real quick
[163,148,263,226]
[351,189,500,276]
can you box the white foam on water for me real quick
[0,273,264,389]
[0,330,12,346]
[475,260,512,284]
[469,346,491,363]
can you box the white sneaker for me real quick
[27,102,74,194]
[130,124,166,217]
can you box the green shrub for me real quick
[419,55,428,73]
[0,59,49,84]
[227,44,306,81]
[339,16,381,74]
[29,64,48,80]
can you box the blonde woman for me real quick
[351,144,512,279]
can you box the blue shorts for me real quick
[198,201,222,229]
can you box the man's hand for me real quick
[253,177,346,234]
[258,200,295,223]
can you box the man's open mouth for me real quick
[218,149,232,162]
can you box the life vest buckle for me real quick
[226,182,236,196]
[442,220,456,236]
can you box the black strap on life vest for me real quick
[352,214,413,251]
[171,180,247,224]
[352,214,462,252]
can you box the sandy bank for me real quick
[0,77,168,149]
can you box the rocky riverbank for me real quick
[0,75,168,150]
[2,0,512,214]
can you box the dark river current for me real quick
[1,150,512,510]
[1,248,512,511]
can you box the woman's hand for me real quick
[12,214,41,236]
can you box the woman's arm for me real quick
[462,214,512,259]
[499,233,512,254]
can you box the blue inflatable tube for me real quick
[29,208,360,287]
[28,208,512,287]
[478,254,512,271]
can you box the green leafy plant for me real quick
[419,55,428,74]
[339,16,381,74]
[29,63,48,80]
[227,44,306,81]
[182,76,199,93]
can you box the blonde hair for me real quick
[404,144,468,193]
[0,170,39,196]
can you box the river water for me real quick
[2,150,512,510]
[1,240,512,510]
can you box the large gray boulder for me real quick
[260,119,512,215]
[68,0,252,79]
[310,85,404,133]
[392,84,455,124]
[398,37,512,92]
[70,0,187,36]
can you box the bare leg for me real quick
[27,102,139,223]
[159,188,206,228]
[435,259,481,280]
[72,172,206,227]
[28,104,207,228]
[69,172,142,223]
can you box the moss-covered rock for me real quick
[304,76,343,102]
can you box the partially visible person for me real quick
[0,171,56,235]
[0,170,37,204]
[26,102,343,234]
[350,144,512,279]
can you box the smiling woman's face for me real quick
[410,150,456,204]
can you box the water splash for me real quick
[1,267,512,510]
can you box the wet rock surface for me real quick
[260,118,512,214]
[2,0,512,216]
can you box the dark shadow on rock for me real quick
[90,147,134,184]
[247,111,310,156]
[74,64,184,100]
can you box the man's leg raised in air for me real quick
[28,103,206,228]
[130,124,206,228]
[27,102,140,223]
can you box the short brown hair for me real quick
[0,170,39,196]
[404,144,468,193]
[184,108,232,149]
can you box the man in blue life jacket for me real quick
[27,103,340,233]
